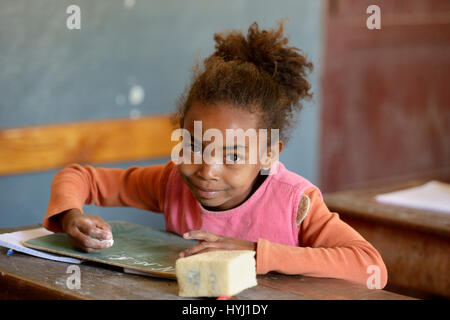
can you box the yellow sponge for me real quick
[175,250,257,297]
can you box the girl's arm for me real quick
[256,187,388,288]
[43,160,175,233]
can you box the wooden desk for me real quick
[0,225,413,300]
[324,179,450,299]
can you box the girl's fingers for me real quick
[179,241,222,258]
[180,230,227,257]
[197,248,220,254]
[89,222,113,240]
[89,227,113,241]
[183,230,220,242]
[96,223,113,236]
[67,235,97,253]
[93,218,113,240]
[78,219,112,241]
[185,247,218,257]
[94,217,112,233]
[68,227,113,251]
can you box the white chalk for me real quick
[101,239,114,247]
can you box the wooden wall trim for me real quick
[0,115,178,175]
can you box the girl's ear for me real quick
[261,140,284,170]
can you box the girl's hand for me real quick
[58,209,113,253]
[179,230,256,258]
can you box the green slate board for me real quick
[23,221,197,279]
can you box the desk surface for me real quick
[0,225,414,300]
[324,179,450,238]
[323,179,450,298]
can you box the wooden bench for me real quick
[0,115,177,175]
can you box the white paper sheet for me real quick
[0,227,82,264]
[374,180,450,213]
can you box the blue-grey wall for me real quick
[0,0,323,228]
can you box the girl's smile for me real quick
[187,181,223,199]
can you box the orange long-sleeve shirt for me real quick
[43,161,388,288]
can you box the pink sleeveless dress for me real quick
[163,161,320,246]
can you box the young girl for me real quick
[43,22,387,288]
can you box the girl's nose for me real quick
[196,163,220,181]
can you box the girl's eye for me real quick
[190,144,202,154]
[225,153,241,163]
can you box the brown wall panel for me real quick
[320,0,450,192]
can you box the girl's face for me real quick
[177,101,275,211]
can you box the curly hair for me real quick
[174,20,313,144]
